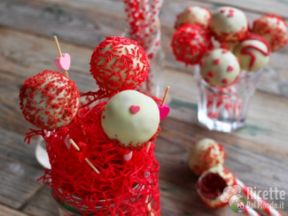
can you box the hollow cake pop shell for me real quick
[19,70,80,130]
[234,35,270,72]
[101,90,160,148]
[171,24,212,65]
[252,14,288,51]
[200,48,240,88]
[188,138,225,176]
[90,36,149,92]
[196,165,235,208]
[175,6,211,29]
[210,7,248,42]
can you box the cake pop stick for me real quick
[161,86,170,106]
[147,86,170,152]
[235,179,282,216]
[53,35,69,77]
[69,139,100,174]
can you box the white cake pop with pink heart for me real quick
[101,90,160,148]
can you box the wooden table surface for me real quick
[0,0,287,215]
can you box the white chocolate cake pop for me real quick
[188,138,225,176]
[175,6,211,29]
[252,14,288,51]
[101,90,160,148]
[234,35,270,72]
[200,48,240,88]
[19,70,80,130]
[210,7,248,42]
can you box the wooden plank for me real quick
[156,119,288,214]
[0,156,42,209]
[0,128,39,167]
[0,205,28,216]
[23,187,58,216]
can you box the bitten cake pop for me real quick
[19,70,80,130]
[90,36,149,92]
[188,138,225,176]
[175,6,211,29]
[252,14,288,51]
[234,35,270,72]
[196,165,235,208]
[171,24,212,65]
[200,48,240,88]
[101,90,160,147]
[210,7,248,42]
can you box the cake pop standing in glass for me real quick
[19,36,169,216]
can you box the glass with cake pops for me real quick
[19,36,170,216]
[197,33,270,132]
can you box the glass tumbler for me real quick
[197,70,262,132]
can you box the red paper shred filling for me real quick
[39,102,161,215]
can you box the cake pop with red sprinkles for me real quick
[252,14,288,51]
[19,70,80,130]
[171,24,212,65]
[90,36,150,93]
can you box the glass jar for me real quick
[197,70,262,132]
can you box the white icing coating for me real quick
[175,6,211,28]
[188,138,225,175]
[200,48,240,88]
[210,7,247,41]
[101,90,160,147]
[234,39,270,72]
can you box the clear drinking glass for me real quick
[197,70,262,132]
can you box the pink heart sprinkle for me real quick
[227,65,234,72]
[54,53,71,71]
[129,105,140,114]
[159,104,170,121]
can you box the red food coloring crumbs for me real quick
[129,105,140,114]
[197,173,227,200]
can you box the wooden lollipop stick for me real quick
[53,35,69,77]
[161,86,170,105]
[69,139,100,174]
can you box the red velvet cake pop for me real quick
[196,165,235,208]
[90,36,149,93]
[19,70,80,130]
[171,24,212,65]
